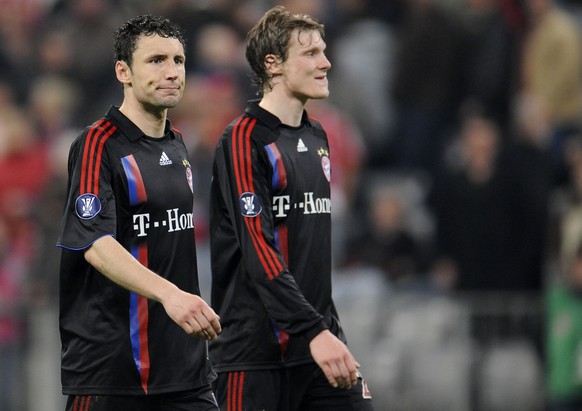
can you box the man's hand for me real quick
[309,329,360,389]
[162,288,222,340]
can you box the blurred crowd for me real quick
[3,0,582,409]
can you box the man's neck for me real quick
[259,91,306,127]
[119,100,167,138]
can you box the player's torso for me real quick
[111,136,194,240]
[267,125,331,227]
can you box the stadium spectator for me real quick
[0,85,49,411]
[388,0,463,173]
[457,0,521,134]
[343,176,432,287]
[429,109,513,291]
[520,0,582,182]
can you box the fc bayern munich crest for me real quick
[317,147,331,182]
[186,167,193,193]
[321,155,331,182]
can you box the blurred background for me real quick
[3,0,582,409]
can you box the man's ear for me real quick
[264,54,282,75]
[115,60,131,85]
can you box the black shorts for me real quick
[288,363,374,411]
[213,369,287,411]
[213,364,374,411]
[65,385,219,411]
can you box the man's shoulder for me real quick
[305,116,328,141]
[77,117,122,141]
[68,118,127,163]
[221,113,278,146]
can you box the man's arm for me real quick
[84,235,221,339]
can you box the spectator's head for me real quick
[514,92,551,147]
[36,28,74,75]
[459,113,500,183]
[71,0,111,23]
[0,106,36,158]
[370,187,406,234]
[194,23,245,70]
[28,75,79,138]
[525,0,552,24]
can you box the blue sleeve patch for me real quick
[239,192,262,217]
[75,193,102,219]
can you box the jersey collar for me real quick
[106,106,174,142]
[245,100,309,130]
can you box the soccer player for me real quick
[209,6,373,411]
[56,15,221,410]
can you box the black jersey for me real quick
[209,101,346,372]
[57,106,214,395]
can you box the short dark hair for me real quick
[246,6,325,92]
[113,14,186,67]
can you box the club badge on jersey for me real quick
[186,167,193,193]
[239,192,262,217]
[183,159,193,193]
[317,147,331,183]
[75,193,101,219]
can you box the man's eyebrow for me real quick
[146,53,185,60]
[145,53,167,59]
[304,43,326,53]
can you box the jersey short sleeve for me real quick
[57,119,118,250]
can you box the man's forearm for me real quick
[83,235,177,304]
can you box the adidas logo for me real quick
[159,151,173,166]
[297,138,308,152]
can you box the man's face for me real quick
[125,34,186,111]
[279,29,331,102]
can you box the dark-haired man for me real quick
[57,14,221,410]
